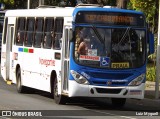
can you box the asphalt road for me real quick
[0,76,160,119]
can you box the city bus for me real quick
[1,5,154,106]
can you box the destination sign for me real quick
[85,15,134,24]
[75,11,145,27]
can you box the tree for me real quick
[116,0,128,8]
[45,0,61,6]
[65,0,129,7]
[0,0,14,9]
[130,0,157,32]
[14,0,27,9]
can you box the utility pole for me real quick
[39,0,44,6]
[27,0,30,9]
[116,0,127,9]
[155,0,160,99]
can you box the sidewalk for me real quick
[127,81,160,108]
[145,81,160,99]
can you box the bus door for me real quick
[5,24,14,82]
[62,27,72,93]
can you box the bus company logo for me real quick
[107,80,112,85]
[2,111,11,116]
[39,58,55,66]
[81,72,90,79]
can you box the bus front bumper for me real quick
[68,80,145,99]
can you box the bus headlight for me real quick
[128,74,145,86]
[70,70,89,85]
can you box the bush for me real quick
[146,36,157,82]
[146,63,156,82]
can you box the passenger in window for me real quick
[78,28,94,54]
[51,31,55,48]
[17,32,20,43]
[42,33,47,48]
[54,34,62,50]
[59,38,62,48]
[44,35,47,47]
[77,38,91,55]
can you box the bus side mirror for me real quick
[148,32,154,55]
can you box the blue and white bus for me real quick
[1,5,154,106]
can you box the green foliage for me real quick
[146,36,157,82]
[102,0,117,6]
[0,0,14,4]
[146,63,156,82]
[129,0,157,32]
[130,0,156,18]
[0,0,14,9]
[45,0,61,6]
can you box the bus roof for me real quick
[5,6,144,18]
[73,7,144,15]
[5,8,74,17]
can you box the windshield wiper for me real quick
[118,27,134,66]
[118,27,130,46]
[91,25,104,45]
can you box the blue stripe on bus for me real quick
[18,47,23,52]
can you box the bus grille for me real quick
[87,72,132,79]
[92,81,126,86]
[95,88,122,94]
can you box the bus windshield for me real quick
[74,26,146,69]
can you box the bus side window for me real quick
[34,17,44,48]
[0,20,3,34]
[16,17,26,46]
[3,17,8,44]
[43,18,54,49]
[54,18,64,50]
[25,17,35,47]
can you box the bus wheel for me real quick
[53,79,67,104]
[16,68,25,93]
[111,98,126,107]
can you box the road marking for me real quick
[91,110,137,119]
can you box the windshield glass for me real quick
[74,26,146,69]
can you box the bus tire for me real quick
[111,98,126,107]
[16,68,25,93]
[53,79,67,104]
